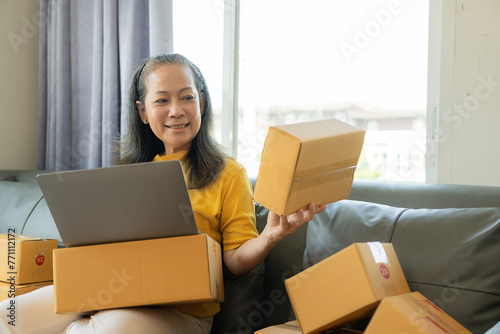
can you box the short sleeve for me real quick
[219,161,259,252]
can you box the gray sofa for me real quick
[1,170,499,334]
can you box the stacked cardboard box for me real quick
[285,242,410,333]
[364,291,472,333]
[263,242,472,333]
[0,234,58,301]
[53,234,224,314]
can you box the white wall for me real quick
[427,0,500,186]
[0,1,40,170]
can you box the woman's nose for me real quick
[169,100,184,117]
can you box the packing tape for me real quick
[367,242,390,265]
[291,166,356,185]
[293,158,360,180]
[14,234,36,240]
[11,234,50,242]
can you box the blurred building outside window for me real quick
[173,0,429,182]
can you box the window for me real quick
[172,0,224,142]
[174,0,429,182]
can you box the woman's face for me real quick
[137,63,204,156]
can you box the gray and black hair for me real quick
[116,53,227,189]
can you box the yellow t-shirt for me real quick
[153,151,259,317]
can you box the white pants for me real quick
[0,285,213,334]
[486,321,500,334]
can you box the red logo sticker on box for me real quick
[379,263,390,279]
[35,254,45,266]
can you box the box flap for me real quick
[392,292,470,333]
[0,234,57,242]
[365,292,473,333]
[289,120,365,180]
[273,118,363,141]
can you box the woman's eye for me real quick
[183,95,195,101]
[155,99,168,104]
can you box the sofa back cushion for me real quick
[349,180,500,209]
[392,207,500,334]
[303,200,404,268]
[23,198,61,242]
[0,181,43,234]
[0,170,59,240]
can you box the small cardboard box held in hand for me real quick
[53,234,224,314]
[285,242,410,334]
[0,234,58,284]
[364,291,472,334]
[253,118,365,216]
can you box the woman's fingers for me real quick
[271,202,328,239]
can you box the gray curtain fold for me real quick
[38,0,173,171]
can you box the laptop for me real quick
[36,160,199,247]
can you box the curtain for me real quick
[38,0,173,170]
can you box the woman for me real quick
[0,54,325,334]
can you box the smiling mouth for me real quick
[166,124,189,129]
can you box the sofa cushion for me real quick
[0,170,49,184]
[211,263,265,334]
[303,200,405,268]
[210,203,267,334]
[0,181,44,234]
[23,198,62,244]
[254,204,309,330]
[392,207,500,334]
[349,180,500,209]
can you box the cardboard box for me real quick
[0,234,58,284]
[256,320,363,333]
[285,242,410,334]
[0,281,52,302]
[53,234,224,314]
[364,291,472,334]
[253,118,365,216]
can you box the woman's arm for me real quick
[223,202,326,276]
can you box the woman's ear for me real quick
[136,101,148,124]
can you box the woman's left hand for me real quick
[262,202,327,246]
[224,202,327,276]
